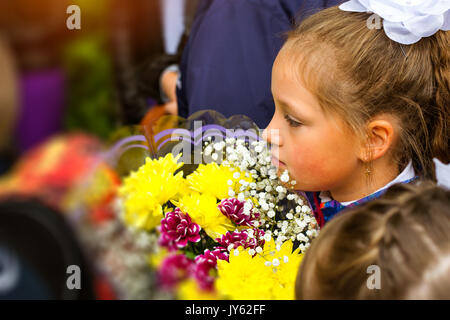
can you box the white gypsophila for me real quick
[286,194,295,200]
[339,0,450,44]
[210,137,319,253]
[280,171,290,183]
[204,145,213,156]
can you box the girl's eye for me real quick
[284,114,302,127]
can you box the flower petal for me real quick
[176,238,188,248]
[404,14,444,37]
[383,20,422,44]
[189,234,201,243]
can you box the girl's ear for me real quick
[358,118,396,162]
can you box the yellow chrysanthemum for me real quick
[186,163,253,199]
[177,279,220,300]
[215,240,303,300]
[119,153,185,230]
[259,240,303,299]
[172,193,235,239]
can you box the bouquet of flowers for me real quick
[113,111,319,299]
[71,111,319,299]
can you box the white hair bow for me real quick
[339,0,450,45]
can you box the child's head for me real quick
[295,182,450,299]
[263,6,449,199]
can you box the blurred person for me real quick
[131,0,200,124]
[174,0,342,128]
[160,0,186,55]
[110,0,165,125]
[0,35,19,174]
[296,182,450,299]
[0,0,68,152]
[142,0,339,126]
[157,0,199,116]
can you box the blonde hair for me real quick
[295,182,450,299]
[281,6,449,180]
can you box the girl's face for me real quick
[264,52,363,194]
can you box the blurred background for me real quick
[0,0,173,160]
[0,0,196,299]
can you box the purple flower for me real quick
[192,249,229,291]
[158,254,194,290]
[159,208,201,250]
[215,229,265,253]
[218,198,260,227]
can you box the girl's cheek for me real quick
[293,158,325,178]
[290,142,322,166]
[290,147,332,177]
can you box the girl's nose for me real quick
[262,121,282,146]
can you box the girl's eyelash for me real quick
[284,114,302,127]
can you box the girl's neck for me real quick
[329,159,400,203]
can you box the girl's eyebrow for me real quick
[277,99,306,120]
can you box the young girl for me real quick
[262,5,449,228]
[295,182,450,299]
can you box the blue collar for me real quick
[306,176,419,228]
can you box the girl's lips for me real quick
[271,156,286,168]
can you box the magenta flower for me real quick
[192,249,229,291]
[195,249,229,268]
[158,254,194,290]
[215,229,265,252]
[159,208,201,250]
[218,198,259,227]
[158,232,179,251]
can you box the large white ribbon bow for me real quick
[339,0,450,44]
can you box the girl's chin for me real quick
[271,156,287,169]
[271,162,313,191]
[274,163,288,173]
[274,169,302,190]
[279,175,315,192]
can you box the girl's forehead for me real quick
[271,57,297,98]
[272,46,314,96]
[273,44,313,86]
[272,49,300,85]
[272,55,324,118]
[273,40,338,99]
[274,45,296,71]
